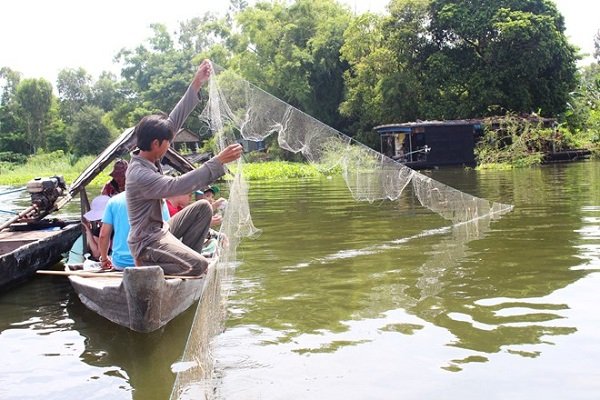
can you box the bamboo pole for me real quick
[36,269,204,280]
[0,205,37,231]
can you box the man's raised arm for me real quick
[169,59,213,134]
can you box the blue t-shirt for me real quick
[101,192,169,269]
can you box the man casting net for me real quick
[170,63,513,399]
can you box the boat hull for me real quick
[68,265,207,333]
[0,223,81,291]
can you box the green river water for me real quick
[0,161,599,399]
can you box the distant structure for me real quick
[173,128,200,153]
[240,138,266,152]
[374,120,484,168]
[373,116,566,169]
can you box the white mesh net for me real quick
[170,64,513,399]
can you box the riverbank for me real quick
[0,151,108,186]
[0,151,327,186]
[2,148,597,186]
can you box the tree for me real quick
[341,0,431,132]
[341,0,578,130]
[91,71,125,112]
[564,63,600,135]
[594,29,600,62]
[230,0,353,128]
[116,19,235,133]
[57,67,92,124]
[68,106,111,156]
[15,78,54,152]
[177,14,226,54]
[0,67,21,106]
[426,0,578,117]
[0,67,23,136]
[117,24,196,117]
[46,99,68,152]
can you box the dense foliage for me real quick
[341,0,579,126]
[0,0,597,169]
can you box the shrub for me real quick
[0,151,27,164]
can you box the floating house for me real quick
[240,138,266,152]
[373,116,575,169]
[374,120,484,169]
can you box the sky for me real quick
[0,0,598,87]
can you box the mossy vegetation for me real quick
[229,161,324,181]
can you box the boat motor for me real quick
[0,176,73,232]
[25,175,67,219]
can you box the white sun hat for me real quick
[83,195,110,221]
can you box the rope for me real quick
[0,209,19,215]
[0,187,26,196]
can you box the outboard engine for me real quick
[25,175,67,218]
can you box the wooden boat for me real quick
[64,264,210,333]
[0,221,80,291]
[54,127,209,332]
[0,173,83,291]
[61,236,214,333]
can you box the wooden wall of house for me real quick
[421,125,477,166]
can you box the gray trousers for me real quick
[138,199,213,276]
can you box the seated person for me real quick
[99,192,170,270]
[168,191,225,254]
[196,186,226,225]
[194,189,227,249]
[81,195,110,260]
[166,193,193,217]
[102,159,128,197]
[196,185,226,209]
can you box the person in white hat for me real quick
[81,195,110,260]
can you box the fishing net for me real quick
[170,64,513,399]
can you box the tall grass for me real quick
[0,152,329,186]
[0,150,110,186]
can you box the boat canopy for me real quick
[55,128,197,211]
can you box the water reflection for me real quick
[410,215,583,371]
[271,212,585,371]
[0,186,28,224]
[0,275,129,400]
[0,272,196,400]
[67,297,196,400]
[214,163,599,398]
[2,163,599,399]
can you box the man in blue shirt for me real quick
[98,192,170,270]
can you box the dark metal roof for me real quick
[374,116,556,134]
[374,119,483,133]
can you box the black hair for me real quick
[135,113,173,151]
